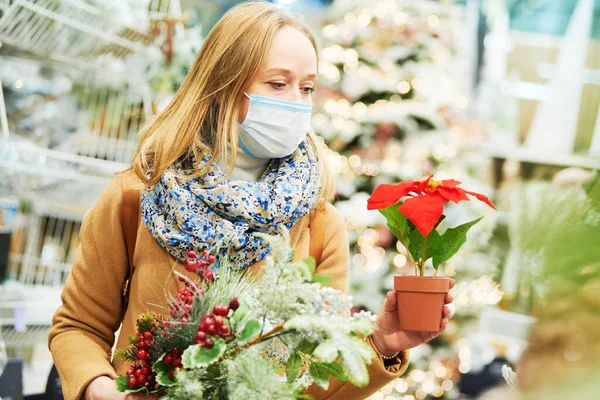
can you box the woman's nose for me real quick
[284,87,303,103]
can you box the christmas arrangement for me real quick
[113,234,376,399]
[367,175,496,331]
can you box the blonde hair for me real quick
[130,1,334,206]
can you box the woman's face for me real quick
[237,26,318,123]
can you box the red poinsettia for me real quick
[367,175,496,236]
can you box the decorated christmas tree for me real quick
[312,0,502,398]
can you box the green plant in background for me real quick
[504,173,600,397]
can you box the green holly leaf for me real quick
[181,345,197,369]
[312,274,332,286]
[114,376,130,392]
[239,319,261,344]
[379,204,411,248]
[156,370,176,387]
[309,361,332,390]
[114,375,150,394]
[429,217,483,268]
[182,341,226,368]
[286,352,302,383]
[151,354,176,387]
[302,257,316,274]
[231,300,250,324]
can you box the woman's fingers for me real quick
[449,279,456,289]
[380,291,397,313]
[445,291,454,304]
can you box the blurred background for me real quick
[0,0,599,398]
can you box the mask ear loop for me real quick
[244,92,251,99]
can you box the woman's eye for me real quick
[301,87,314,95]
[268,82,285,89]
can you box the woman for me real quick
[49,2,454,399]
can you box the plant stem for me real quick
[433,267,439,277]
[230,323,284,356]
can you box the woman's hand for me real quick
[371,279,455,356]
[84,376,157,400]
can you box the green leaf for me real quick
[379,204,411,248]
[239,319,261,344]
[152,353,168,373]
[181,345,197,369]
[114,376,130,392]
[312,274,332,286]
[322,362,347,381]
[302,257,316,274]
[231,300,250,323]
[309,361,332,390]
[185,340,227,368]
[156,370,176,387]
[297,340,318,355]
[286,352,302,383]
[430,217,483,268]
[115,375,150,394]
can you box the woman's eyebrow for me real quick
[263,68,317,80]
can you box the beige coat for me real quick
[49,173,409,399]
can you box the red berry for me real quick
[167,369,175,380]
[162,320,169,327]
[206,325,217,336]
[205,271,214,280]
[187,250,197,259]
[220,325,230,336]
[214,316,224,327]
[196,331,206,342]
[229,298,240,310]
[205,339,214,349]
[164,354,173,365]
[135,368,145,378]
[185,262,197,272]
[203,250,209,256]
[137,374,147,385]
[137,349,148,360]
[178,276,186,282]
[142,367,151,375]
[172,348,182,357]
[126,367,135,376]
[143,332,153,340]
[173,357,182,367]
[208,255,216,264]
[128,377,138,389]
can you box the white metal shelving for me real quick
[0,0,177,368]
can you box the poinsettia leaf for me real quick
[309,361,332,390]
[429,217,483,268]
[239,319,261,344]
[156,370,176,387]
[312,274,332,286]
[379,204,411,248]
[302,257,316,274]
[188,340,226,368]
[115,375,150,394]
[231,300,250,324]
[407,227,432,263]
[286,352,302,383]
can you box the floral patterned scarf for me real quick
[141,139,320,268]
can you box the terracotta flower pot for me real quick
[394,276,451,332]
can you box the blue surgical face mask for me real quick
[238,93,312,159]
